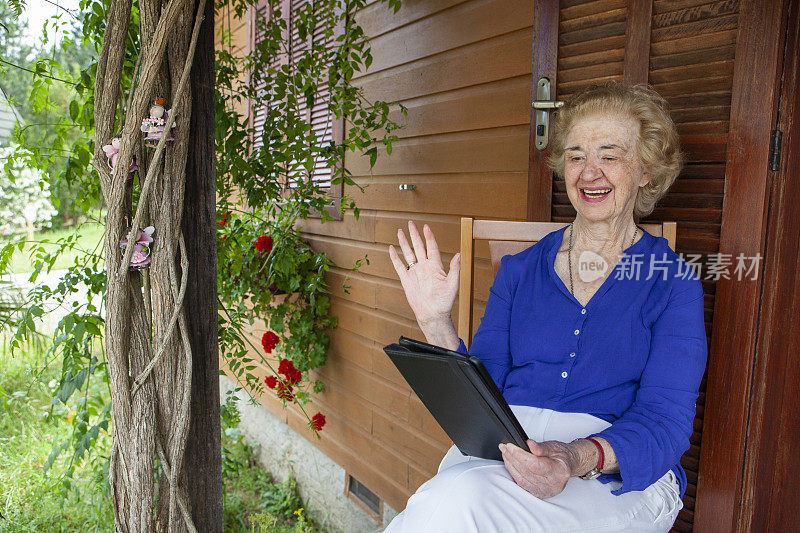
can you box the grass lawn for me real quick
[0,340,115,532]
[1,214,322,531]
[5,220,105,275]
[0,339,320,532]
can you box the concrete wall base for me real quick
[220,377,399,532]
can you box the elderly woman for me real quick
[385,81,706,532]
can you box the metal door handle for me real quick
[532,101,564,109]
[531,77,564,151]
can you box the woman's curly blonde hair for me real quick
[546,81,683,218]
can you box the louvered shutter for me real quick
[251,0,289,151]
[546,2,741,531]
[252,0,344,217]
[285,0,311,188]
[309,3,336,189]
[251,0,270,151]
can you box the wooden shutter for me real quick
[534,1,742,531]
[286,0,311,189]
[250,0,269,151]
[309,3,337,189]
[251,0,288,151]
[251,0,344,214]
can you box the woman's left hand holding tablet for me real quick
[499,440,578,499]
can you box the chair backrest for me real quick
[457,218,677,346]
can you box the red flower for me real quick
[255,235,274,253]
[262,331,280,354]
[310,412,326,431]
[218,212,229,226]
[278,358,294,375]
[277,380,294,401]
[264,375,278,389]
[278,358,303,385]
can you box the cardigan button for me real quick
[581,308,587,314]
[570,352,576,357]
[574,329,580,335]
[561,371,568,378]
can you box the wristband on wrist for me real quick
[579,437,605,480]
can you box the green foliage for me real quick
[0,144,58,232]
[1,0,405,520]
[218,212,337,398]
[0,216,109,498]
[0,351,317,532]
[0,339,114,531]
[215,0,405,429]
[1,216,105,274]
[221,393,320,532]
[0,0,100,224]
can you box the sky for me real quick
[20,0,82,48]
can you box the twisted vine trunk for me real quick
[93,0,221,530]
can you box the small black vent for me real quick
[347,474,381,515]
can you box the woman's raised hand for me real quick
[389,221,461,347]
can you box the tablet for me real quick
[383,336,529,461]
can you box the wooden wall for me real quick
[216,0,534,514]
[215,5,251,122]
[299,0,535,511]
[216,1,744,529]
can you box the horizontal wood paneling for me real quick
[353,0,468,40]
[361,0,532,74]
[280,0,533,512]
[350,174,528,218]
[384,76,532,138]
[345,125,530,176]
[351,27,532,102]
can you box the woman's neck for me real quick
[570,215,639,256]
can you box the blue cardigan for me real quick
[455,225,707,497]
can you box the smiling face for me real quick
[563,113,650,225]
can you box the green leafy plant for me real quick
[221,393,318,532]
[215,0,405,432]
[0,0,405,513]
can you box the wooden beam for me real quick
[739,1,800,530]
[623,0,653,85]
[693,0,790,531]
[184,0,224,528]
[458,217,475,345]
[526,0,558,222]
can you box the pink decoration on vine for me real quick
[102,136,138,176]
[120,226,155,270]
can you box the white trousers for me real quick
[384,406,682,533]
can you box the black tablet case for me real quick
[383,336,529,461]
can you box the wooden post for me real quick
[183,0,223,528]
[694,0,790,531]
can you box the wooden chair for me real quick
[457,218,677,346]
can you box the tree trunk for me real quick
[93,0,220,529]
[183,0,224,529]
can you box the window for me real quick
[250,0,345,219]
